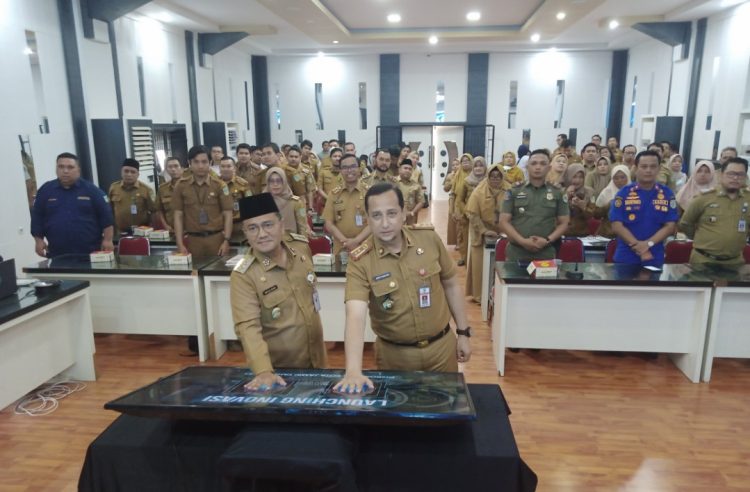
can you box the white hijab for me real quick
[595,164,631,207]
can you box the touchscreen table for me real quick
[105,366,476,425]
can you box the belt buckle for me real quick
[416,339,429,348]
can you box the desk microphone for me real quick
[565,262,584,280]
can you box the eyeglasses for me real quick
[724,171,747,179]
[268,178,284,184]
[340,164,359,171]
[243,220,279,236]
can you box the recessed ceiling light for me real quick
[556,12,566,21]
[609,19,620,30]
[317,51,325,57]
[387,13,401,23]
[530,33,540,42]
[466,11,481,21]
[333,40,339,44]
[428,35,439,45]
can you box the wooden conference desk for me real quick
[24,254,219,362]
[199,257,375,360]
[0,280,95,410]
[491,262,715,382]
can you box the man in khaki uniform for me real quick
[219,156,252,242]
[108,158,156,235]
[679,158,750,265]
[499,150,570,261]
[396,159,425,225]
[230,193,327,390]
[300,139,320,180]
[333,182,472,394]
[361,148,396,188]
[580,143,598,174]
[317,147,344,202]
[155,156,184,231]
[322,154,371,256]
[172,145,234,258]
[236,143,265,196]
[284,145,312,208]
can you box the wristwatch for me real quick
[456,327,472,337]
[224,236,231,242]
[647,240,655,248]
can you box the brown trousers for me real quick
[185,233,224,258]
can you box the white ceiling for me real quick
[134,0,746,55]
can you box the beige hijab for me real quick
[676,160,716,210]
[596,164,631,207]
[587,156,612,197]
[264,168,296,232]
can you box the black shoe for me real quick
[457,259,466,266]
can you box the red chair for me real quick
[664,240,692,264]
[495,238,508,261]
[557,237,584,262]
[587,217,601,236]
[308,235,333,255]
[743,244,750,264]
[605,239,617,263]
[118,236,150,256]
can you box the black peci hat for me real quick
[239,193,279,221]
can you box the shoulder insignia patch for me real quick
[350,242,371,261]
[233,255,255,273]
[504,191,512,201]
[408,223,435,230]
[331,186,342,194]
[288,232,309,243]
[290,195,300,201]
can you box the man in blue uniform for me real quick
[609,150,678,267]
[31,152,114,257]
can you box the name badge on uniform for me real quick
[739,219,747,233]
[355,213,363,227]
[233,201,240,212]
[130,204,138,215]
[312,289,321,312]
[419,286,431,308]
[199,208,209,224]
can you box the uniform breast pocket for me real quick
[110,193,122,204]
[260,286,292,324]
[205,193,219,206]
[77,197,93,211]
[514,198,529,210]
[371,278,399,313]
[412,263,441,290]
[703,209,723,224]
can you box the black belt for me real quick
[185,230,222,237]
[695,248,739,262]
[380,325,451,348]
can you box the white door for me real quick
[432,126,464,201]
[401,126,433,195]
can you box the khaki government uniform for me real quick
[171,174,234,257]
[443,171,458,245]
[345,225,458,372]
[237,163,265,196]
[322,183,368,256]
[465,180,506,301]
[108,180,156,235]
[455,179,480,263]
[230,233,327,374]
[223,176,252,242]
[156,179,178,229]
[360,171,396,189]
[396,177,425,225]
[317,168,343,198]
[565,186,596,237]
[657,163,675,191]
[679,187,750,265]
[504,166,525,187]
[502,182,569,261]
[284,164,308,204]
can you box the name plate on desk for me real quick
[104,366,476,426]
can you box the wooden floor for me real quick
[2,200,750,492]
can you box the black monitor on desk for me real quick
[0,259,17,300]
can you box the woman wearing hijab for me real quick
[502,151,525,187]
[563,163,596,236]
[264,167,310,237]
[585,156,612,200]
[669,154,687,193]
[546,152,568,188]
[516,144,531,180]
[675,160,716,213]
[451,153,474,265]
[465,163,507,303]
[444,158,460,245]
[594,164,631,237]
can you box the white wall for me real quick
[0,0,77,270]
[488,51,612,157]
[689,2,750,162]
[267,54,380,156]
[400,53,468,123]
[208,46,255,146]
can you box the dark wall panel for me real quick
[607,50,628,143]
[379,54,401,148]
[92,119,126,193]
[251,56,271,146]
